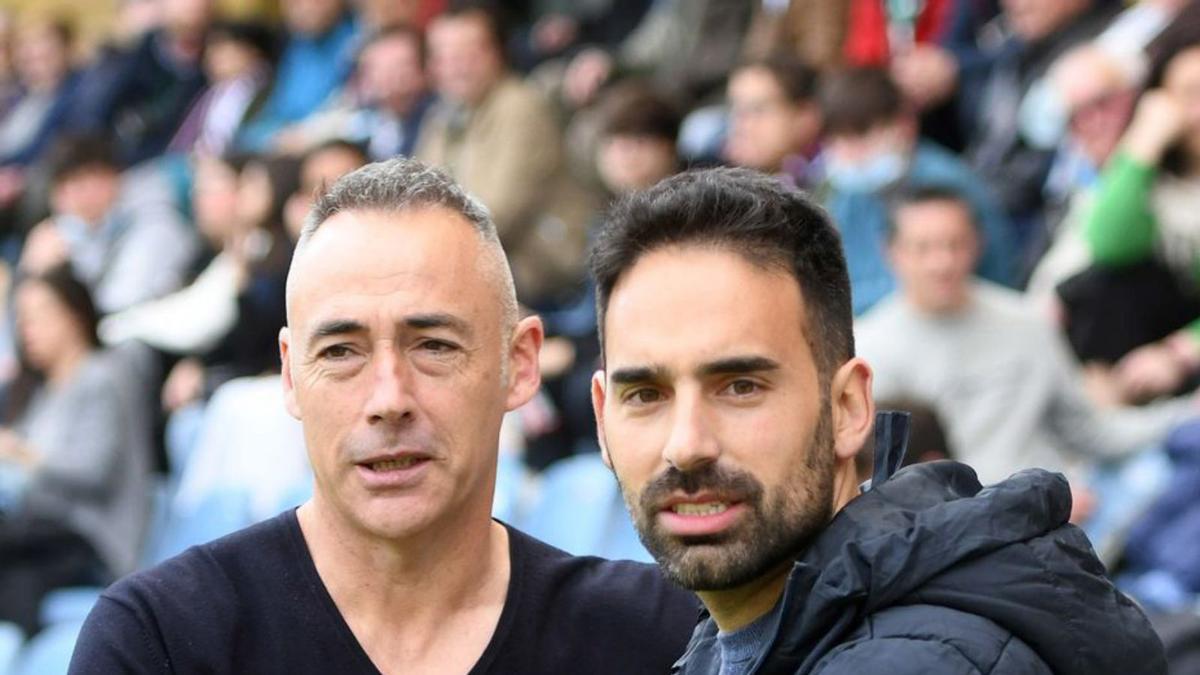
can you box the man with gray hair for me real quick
[69,158,697,674]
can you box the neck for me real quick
[297,492,510,637]
[699,559,791,633]
[46,344,90,385]
[701,463,861,633]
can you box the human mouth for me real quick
[367,456,427,471]
[669,501,730,516]
[657,496,746,537]
[355,453,434,489]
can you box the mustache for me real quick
[341,427,437,462]
[639,463,764,509]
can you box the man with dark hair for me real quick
[590,166,1167,673]
[594,81,681,195]
[20,135,198,314]
[818,67,1017,315]
[724,54,823,189]
[70,157,696,674]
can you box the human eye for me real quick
[721,378,764,398]
[622,387,665,407]
[418,338,461,355]
[318,344,356,360]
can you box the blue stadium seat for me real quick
[0,622,24,675]
[10,620,83,675]
[519,453,651,562]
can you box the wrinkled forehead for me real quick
[286,208,498,335]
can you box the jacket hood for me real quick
[677,414,1165,674]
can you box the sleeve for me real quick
[69,596,171,675]
[96,204,198,314]
[1083,151,1159,266]
[1044,328,1193,460]
[814,637,984,674]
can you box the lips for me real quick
[656,493,747,537]
[354,452,435,489]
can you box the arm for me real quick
[1082,152,1159,266]
[1084,89,1188,266]
[1046,329,1193,461]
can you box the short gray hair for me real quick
[298,157,498,248]
[291,157,519,336]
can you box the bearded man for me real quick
[588,167,1166,674]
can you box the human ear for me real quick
[829,357,875,462]
[504,316,544,411]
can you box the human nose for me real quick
[662,391,720,474]
[364,347,415,426]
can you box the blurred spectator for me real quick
[530,81,680,470]
[275,25,434,161]
[1065,22,1200,403]
[1026,43,1138,304]
[963,0,1121,244]
[283,139,369,241]
[67,0,213,166]
[418,2,594,307]
[0,10,18,116]
[0,265,152,635]
[723,54,822,189]
[512,0,652,72]
[593,80,680,195]
[743,0,850,71]
[818,67,1016,314]
[0,15,79,169]
[159,154,297,413]
[236,0,359,149]
[167,20,276,157]
[855,186,1194,494]
[20,136,198,314]
[0,14,81,239]
[560,0,754,109]
[843,0,955,67]
[98,153,248,354]
[855,398,954,483]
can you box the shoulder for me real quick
[815,605,1050,675]
[498,527,699,673]
[485,77,554,120]
[509,526,698,621]
[75,514,299,670]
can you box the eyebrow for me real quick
[309,319,367,343]
[307,313,472,346]
[404,312,472,337]
[608,356,780,386]
[609,365,669,386]
[697,356,781,377]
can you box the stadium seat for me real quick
[519,453,650,562]
[0,622,24,675]
[10,620,84,675]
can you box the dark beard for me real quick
[623,404,835,591]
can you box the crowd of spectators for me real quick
[2,0,1200,668]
